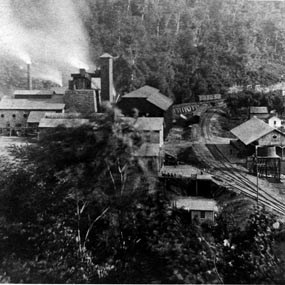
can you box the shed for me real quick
[173,196,218,222]
[249,106,269,120]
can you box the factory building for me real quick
[117,85,173,133]
[230,117,285,180]
[0,97,64,136]
[64,53,115,114]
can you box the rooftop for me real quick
[121,117,164,131]
[173,196,218,211]
[122,85,173,111]
[231,117,274,145]
[160,165,212,180]
[39,118,89,128]
[250,106,268,114]
[13,90,54,96]
[27,111,48,123]
[0,98,65,111]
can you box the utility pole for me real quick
[256,146,259,206]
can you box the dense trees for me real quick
[2,0,285,102]
[0,108,284,283]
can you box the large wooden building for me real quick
[117,85,173,132]
[231,117,285,180]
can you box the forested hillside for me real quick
[2,0,285,102]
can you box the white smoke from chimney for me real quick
[0,0,92,84]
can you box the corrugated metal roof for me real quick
[0,98,65,110]
[39,118,89,128]
[122,85,173,111]
[173,197,218,211]
[134,143,161,157]
[231,117,274,145]
[250,106,268,114]
[27,111,48,123]
[121,117,164,131]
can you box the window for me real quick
[23,114,28,118]
[200,211,205,219]
[273,134,278,139]
[0,114,4,118]
[274,121,277,125]
[16,124,22,127]
[12,114,16,118]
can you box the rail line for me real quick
[192,109,285,216]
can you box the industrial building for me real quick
[117,85,173,132]
[231,116,285,180]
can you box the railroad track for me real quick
[192,109,285,216]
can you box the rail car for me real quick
[198,94,222,102]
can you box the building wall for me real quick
[190,210,214,221]
[258,130,285,146]
[64,90,98,114]
[142,130,163,146]
[249,113,269,120]
[0,110,29,128]
[268,117,282,128]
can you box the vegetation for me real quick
[225,90,285,115]
[0,109,284,283]
[2,0,285,101]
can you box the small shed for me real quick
[268,116,282,128]
[249,106,269,120]
[173,197,218,222]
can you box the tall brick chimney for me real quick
[27,63,32,90]
[100,53,114,102]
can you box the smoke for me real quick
[0,0,92,86]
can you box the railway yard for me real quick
[165,107,285,220]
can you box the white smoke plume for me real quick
[0,0,93,86]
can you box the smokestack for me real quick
[27,63,32,90]
[100,53,114,103]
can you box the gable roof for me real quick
[0,98,65,111]
[121,117,164,131]
[231,117,274,145]
[173,197,218,211]
[250,106,268,114]
[39,118,89,128]
[122,85,173,111]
